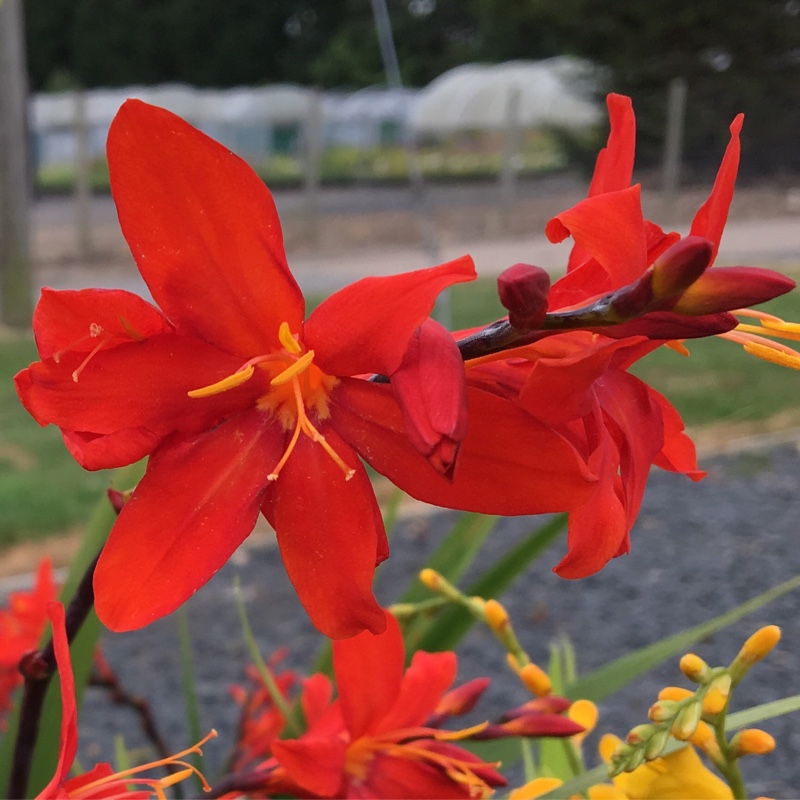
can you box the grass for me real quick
[1,272,798,548]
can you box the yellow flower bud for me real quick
[739,625,781,665]
[702,675,732,716]
[680,653,711,683]
[419,568,442,591]
[731,728,776,757]
[484,598,510,633]
[568,699,599,745]
[658,686,694,702]
[648,699,680,722]
[690,720,724,764]
[519,662,553,698]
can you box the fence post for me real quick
[303,89,323,245]
[74,89,93,259]
[0,0,34,327]
[500,85,522,221]
[661,77,687,220]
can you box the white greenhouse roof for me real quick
[412,57,600,134]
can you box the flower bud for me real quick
[648,699,680,722]
[702,674,731,716]
[484,599,510,633]
[651,236,713,299]
[518,662,552,698]
[428,677,490,726]
[731,625,781,684]
[679,653,711,683]
[419,568,442,591]
[658,686,694,702]
[673,267,795,315]
[671,702,703,741]
[643,727,671,761]
[626,723,657,746]
[497,263,550,330]
[730,728,776,757]
[567,699,598,745]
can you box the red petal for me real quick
[107,99,303,357]
[390,319,468,475]
[263,427,386,639]
[689,114,743,263]
[332,609,404,739]
[17,333,266,437]
[331,379,595,515]
[271,737,347,797]
[32,288,172,359]
[375,650,457,734]
[94,410,281,631]
[304,256,476,377]
[588,93,636,196]
[301,674,335,729]
[60,428,163,471]
[546,186,648,290]
[39,603,78,797]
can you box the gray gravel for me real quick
[56,440,800,796]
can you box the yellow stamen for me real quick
[188,364,255,397]
[270,350,315,386]
[278,321,302,354]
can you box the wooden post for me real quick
[661,77,687,220]
[74,89,93,259]
[500,85,522,218]
[303,89,323,245]
[0,0,34,327]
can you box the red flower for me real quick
[17,100,595,638]
[236,610,581,799]
[37,602,215,799]
[0,559,57,726]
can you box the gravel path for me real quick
[55,438,800,797]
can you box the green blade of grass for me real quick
[568,573,800,702]
[408,514,567,654]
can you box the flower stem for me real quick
[8,552,100,799]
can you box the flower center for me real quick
[187,322,354,482]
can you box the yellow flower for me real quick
[599,734,733,799]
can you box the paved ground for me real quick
[31,182,800,300]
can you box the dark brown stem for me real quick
[8,552,100,799]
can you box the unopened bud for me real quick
[484,599,510,633]
[108,487,132,514]
[643,728,671,761]
[626,723,657,746]
[690,720,724,763]
[671,702,703,741]
[731,625,781,685]
[650,236,713,299]
[702,675,732,716]
[497,263,550,330]
[658,686,694,702]
[731,728,776,757]
[648,699,680,722]
[673,267,795,315]
[518,662,552,698]
[419,568,442,591]
[680,653,711,683]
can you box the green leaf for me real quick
[177,608,204,793]
[408,514,567,654]
[399,512,500,605]
[726,694,800,730]
[568,573,800,702]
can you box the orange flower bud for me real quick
[731,728,776,757]
[518,662,552,697]
[658,686,694,702]
[679,653,711,683]
[673,267,795,315]
[484,599,510,633]
[702,675,731,716]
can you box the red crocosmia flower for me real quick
[0,559,57,726]
[37,602,215,799]
[239,609,579,799]
[16,100,595,638]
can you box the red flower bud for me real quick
[497,263,550,330]
[673,267,795,315]
[651,236,713,299]
[473,713,584,739]
[426,677,491,727]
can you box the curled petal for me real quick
[331,379,595,515]
[390,319,468,477]
[588,93,636,197]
